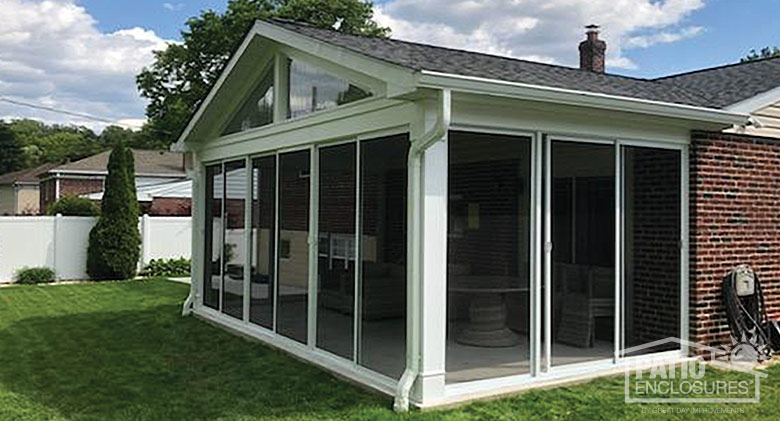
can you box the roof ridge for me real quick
[265,18,671,86]
[655,55,780,81]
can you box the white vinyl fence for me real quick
[0,215,191,283]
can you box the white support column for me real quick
[243,156,253,323]
[680,145,690,354]
[189,158,204,311]
[418,134,448,403]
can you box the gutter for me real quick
[395,89,451,412]
[418,70,749,126]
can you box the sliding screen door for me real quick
[359,135,409,379]
[277,150,311,344]
[316,143,357,359]
[623,146,681,355]
[446,131,532,384]
[203,164,222,310]
[250,156,276,329]
[549,140,614,367]
[222,160,247,319]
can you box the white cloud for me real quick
[375,0,706,71]
[0,0,172,131]
[163,3,184,12]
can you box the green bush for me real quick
[87,144,141,280]
[47,196,100,216]
[141,258,191,278]
[15,267,56,284]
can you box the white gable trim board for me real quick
[179,20,749,410]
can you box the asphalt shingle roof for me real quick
[267,19,716,108]
[0,163,58,185]
[51,149,185,176]
[654,56,780,108]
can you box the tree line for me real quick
[0,119,168,175]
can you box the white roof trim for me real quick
[724,85,780,114]
[419,70,749,126]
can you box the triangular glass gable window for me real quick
[288,59,371,119]
[223,67,274,136]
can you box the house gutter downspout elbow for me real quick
[395,89,451,412]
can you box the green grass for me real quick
[1,280,780,420]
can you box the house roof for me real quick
[266,19,716,108]
[50,149,186,177]
[0,163,58,185]
[655,56,780,109]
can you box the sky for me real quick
[0,0,777,132]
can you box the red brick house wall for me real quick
[690,130,780,349]
[148,197,192,216]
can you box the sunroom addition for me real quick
[178,19,747,409]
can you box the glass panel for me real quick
[623,147,681,356]
[288,59,370,119]
[222,160,246,319]
[359,135,408,379]
[316,143,357,359]
[277,150,311,343]
[223,68,274,135]
[203,164,222,310]
[250,156,276,329]
[550,141,614,367]
[446,132,532,384]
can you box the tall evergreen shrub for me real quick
[86,144,141,280]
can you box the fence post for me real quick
[140,214,151,269]
[53,213,62,280]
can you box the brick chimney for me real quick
[579,24,606,73]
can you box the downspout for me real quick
[394,89,451,412]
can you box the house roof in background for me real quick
[0,163,58,185]
[50,149,186,177]
[84,178,191,201]
[655,56,780,109]
[266,19,717,109]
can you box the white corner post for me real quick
[183,151,202,316]
[395,90,451,411]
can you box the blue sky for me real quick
[0,0,778,130]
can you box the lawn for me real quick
[1,280,779,420]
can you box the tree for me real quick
[0,123,26,175]
[742,46,780,63]
[87,144,141,280]
[136,0,389,145]
[46,196,101,216]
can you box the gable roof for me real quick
[0,163,58,185]
[655,56,780,109]
[267,19,716,108]
[50,149,186,177]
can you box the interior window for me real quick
[288,59,371,119]
[223,67,274,135]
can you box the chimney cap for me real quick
[585,24,600,32]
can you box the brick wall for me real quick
[39,178,56,213]
[690,130,780,349]
[149,197,191,216]
[59,178,104,197]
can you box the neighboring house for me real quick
[84,178,192,216]
[0,163,58,215]
[175,19,780,409]
[39,149,190,215]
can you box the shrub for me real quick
[15,267,56,285]
[141,258,191,278]
[46,196,100,216]
[87,144,141,280]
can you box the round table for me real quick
[449,276,528,347]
